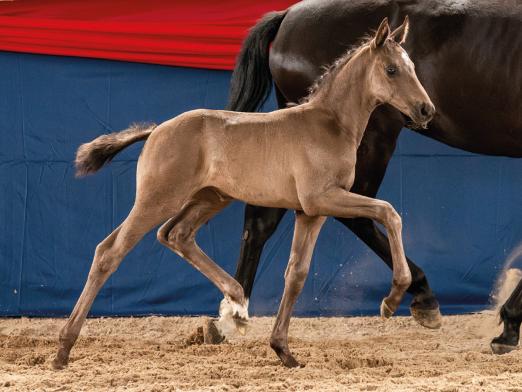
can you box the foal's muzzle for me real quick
[416,102,436,123]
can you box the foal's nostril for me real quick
[418,102,435,120]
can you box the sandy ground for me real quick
[1,313,521,392]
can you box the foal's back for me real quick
[138,104,343,209]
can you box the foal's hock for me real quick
[53,16,434,369]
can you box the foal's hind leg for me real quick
[205,206,287,342]
[52,205,169,369]
[157,189,248,332]
[270,212,326,367]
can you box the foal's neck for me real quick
[309,47,378,147]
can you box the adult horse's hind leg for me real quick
[491,277,522,354]
[270,212,326,367]
[52,205,169,369]
[157,189,249,332]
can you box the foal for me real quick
[53,17,434,369]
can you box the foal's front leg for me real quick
[270,212,326,367]
[301,187,412,317]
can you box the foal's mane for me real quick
[300,36,374,104]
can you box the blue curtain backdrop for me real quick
[1,51,521,317]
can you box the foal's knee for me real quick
[379,202,402,231]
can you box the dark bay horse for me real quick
[53,17,434,368]
[214,0,522,353]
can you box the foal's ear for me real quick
[390,15,410,44]
[372,17,390,48]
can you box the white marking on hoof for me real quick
[218,297,249,336]
[236,323,247,336]
[380,298,394,319]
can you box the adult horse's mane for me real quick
[300,36,374,104]
[297,0,522,108]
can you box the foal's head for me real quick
[365,16,435,128]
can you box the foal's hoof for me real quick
[280,354,302,368]
[233,316,249,336]
[219,296,250,336]
[273,348,302,368]
[51,350,69,370]
[410,306,442,329]
[380,298,394,319]
[270,339,303,368]
[203,318,226,344]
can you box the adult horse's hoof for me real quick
[410,305,442,329]
[491,341,518,355]
[491,330,519,355]
[203,318,226,344]
[380,298,394,319]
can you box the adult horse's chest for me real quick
[407,13,522,156]
[270,0,522,157]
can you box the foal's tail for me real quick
[227,10,287,112]
[75,123,156,177]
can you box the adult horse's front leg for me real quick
[270,212,326,367]
[491,277,522,354]
[302,188,412,317]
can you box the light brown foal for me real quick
[53,16,435,369]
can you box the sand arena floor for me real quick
[1,313,522,391]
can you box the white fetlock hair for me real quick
[215,297,250,336]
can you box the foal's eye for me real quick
[386,66,397,76]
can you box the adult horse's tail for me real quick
[227,10,286,112]
[75,123,156,177]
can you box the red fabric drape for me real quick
[0,0,298,70]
